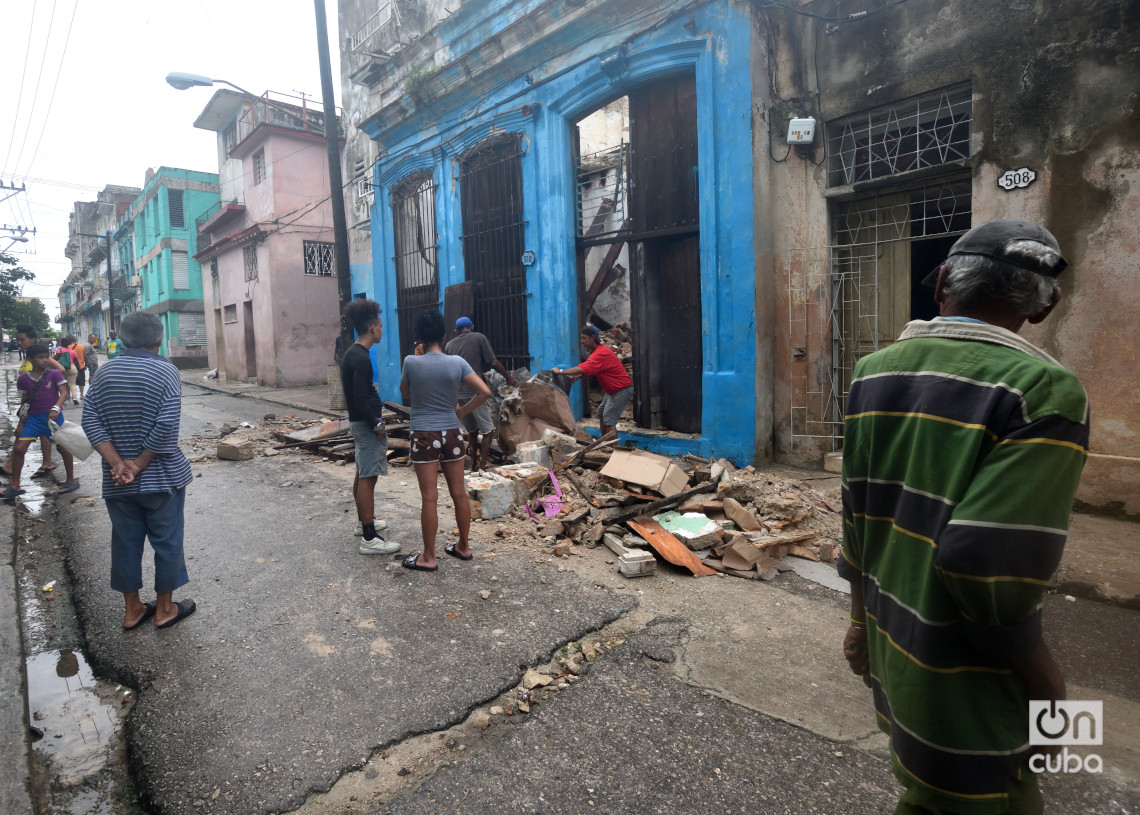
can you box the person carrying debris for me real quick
[82,311,197,630]
[839,220,1089,815]
[553,323,632,439]
[399,309,491,572]
[340,298,397,556]
[444,316,517,471]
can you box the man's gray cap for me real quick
[922,218,1068,287]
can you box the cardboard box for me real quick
[599,449,689,496]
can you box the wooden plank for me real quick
[627,517,717,577]
[383,400,411,419]
[605,480,717,526]
[554,429,616,472]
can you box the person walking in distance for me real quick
[839,220,1089,815]
[3,344,80,500]
[2,325,66,480]
[105,329,122,360]
[553,324,633,439]
[340,299,397,555]
[443,316,516,471]
[400,309,491,572]
[81,311,196,630]
[56,336,80,405]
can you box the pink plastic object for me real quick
[541,469,564,517]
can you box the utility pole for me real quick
[313,0,354,354]
[105,233,116,332]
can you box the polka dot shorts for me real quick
[410,428,468,465]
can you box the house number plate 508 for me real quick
[998,167,1037,190]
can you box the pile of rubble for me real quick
[467,428,842,582]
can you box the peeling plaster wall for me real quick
[343,0,763,464]
[768,0,1140,513]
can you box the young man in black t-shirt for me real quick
[340,300,398,555]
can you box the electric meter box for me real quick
[787,117,816,144]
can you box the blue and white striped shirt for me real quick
[81,349,193,498]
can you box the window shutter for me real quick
[169,189,185,228]
[172,251,190,290]
[178,312,208,347]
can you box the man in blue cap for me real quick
[444,317,517,470]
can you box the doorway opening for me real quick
[242,301,257,382]
[391,170,440,359]
[572,72,702,434]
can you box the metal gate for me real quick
[788,178,971,446]
[458,135,530,371]
[391,170,439,358]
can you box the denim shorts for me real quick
[410,428,467,465]
[350,421,389,478]
[599,386,633,426]
[459,398,494,434]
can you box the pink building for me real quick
[192,90,343,386]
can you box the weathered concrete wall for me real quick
[768,0,1140,513]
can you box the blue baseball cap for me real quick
[455,316,473,329]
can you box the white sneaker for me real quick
[359,535,400,556]
[355,519,389,537]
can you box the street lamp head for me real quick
[166,71,215,91]
[10,236,29,243]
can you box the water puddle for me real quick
[26,649,134,788]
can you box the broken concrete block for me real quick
[552,541,571,557]
[823,451,843,473]
[514,441,553,469]
[541,428,582,464]
[619,550,657,577]
[217,440,256,461]
[654,511,721,550]
[465,472,515,519]
[490,462,548,505]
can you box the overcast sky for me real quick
[0,0,342,323]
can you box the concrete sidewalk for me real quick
[177,368,1140,608]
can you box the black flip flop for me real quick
[443,543,473,561]
[31,467,56,479]
[156,599,197,629]
[123,601,156,630]
[401,553,438,572]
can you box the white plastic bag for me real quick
[49,419,94,461]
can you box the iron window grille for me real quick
[827,84,972,188]
[243,245,259,281]
[253,150,266,185]
[303,240,335,276]
[575,143,630,244]
[391,171,439,358]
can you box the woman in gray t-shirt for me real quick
[399,310,491,572]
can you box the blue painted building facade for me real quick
[347,0,760,464]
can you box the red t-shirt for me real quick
[578,344,632,394]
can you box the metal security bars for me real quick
[303,241,335,276]
[391,171,439,358]
[789,178,972,445]
[459,135,530,371]
[827,84,972,188]
[575,143,629,244]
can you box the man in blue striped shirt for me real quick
[82,312,197,630]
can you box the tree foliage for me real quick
[0,251,46,337]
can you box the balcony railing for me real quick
[196,199,246,234]
[227,92,338,155]
[351,4,394,51]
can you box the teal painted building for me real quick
[130,167,219,366]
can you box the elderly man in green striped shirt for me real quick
[839,219,1089,815]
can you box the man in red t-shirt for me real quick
[553,324,633,438]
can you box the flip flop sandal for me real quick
[123,602,157,630]
[443,543,473,561]
[57,481,80,494]
[2,486,25,500]
[401,553,438,572]
[31,467,56,479]
[156,599,197,629]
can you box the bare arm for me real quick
[490,358,516,386]
[456,372,491,418]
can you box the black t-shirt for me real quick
[340,343,383,426]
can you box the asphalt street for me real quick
[26,384,1140,814]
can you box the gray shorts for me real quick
[350,421,389,478]
[459,397,494,435]
[599,386,633,426]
